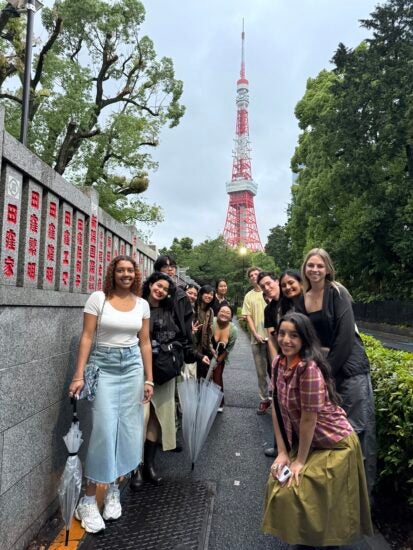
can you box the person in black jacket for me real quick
[151,255,199,454]
[299,248,376,495]
[153,255,195,365]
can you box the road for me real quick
[357,323,413,353]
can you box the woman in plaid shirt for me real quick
[262,312,373,548]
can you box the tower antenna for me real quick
[223,22,263,251]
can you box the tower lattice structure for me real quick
[223,24,263,251]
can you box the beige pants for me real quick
[251,342,269,401]
[182,362,197,380]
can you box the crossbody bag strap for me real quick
[93,295,106,352]
[272,357,291,453]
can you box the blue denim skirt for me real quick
[84,344,144,484]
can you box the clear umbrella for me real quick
[178,344,225,469]
[58,398,83,546]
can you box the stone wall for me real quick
[0,108,157,550]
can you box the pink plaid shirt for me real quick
[274,356,353,448]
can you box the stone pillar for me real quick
[18,179,43,287]
[105,231,113,270]
[39,192,60,290]
[96,225,105,290]
[0,165,23,285]
[131,232,138,263]
[113,235,119,259]
[81,188,100,293]
[56,204,74,291]
[72,211,86,292]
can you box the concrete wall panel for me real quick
[0,458,58,550]
[0,107,157,549]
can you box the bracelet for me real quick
[144,380,154,387]
[72,377,84,381]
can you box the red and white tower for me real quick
[223,23,263,251]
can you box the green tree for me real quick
[161,236,279,305]
[0,0,184,225]
[288,0,413,299]
[159,237,194,263]
[265,224,293,271]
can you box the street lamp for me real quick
[7,0,44,145]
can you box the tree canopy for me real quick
[279,0,413,300]
[160,236,278,305]
[0,0,185,225]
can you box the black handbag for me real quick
[152,340,184,385]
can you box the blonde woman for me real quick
[299,247,376,494]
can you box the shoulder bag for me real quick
[152,308,184,385]
[152,340,184,385]
[79,297,106,401]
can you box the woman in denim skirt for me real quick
[68,255,153,534]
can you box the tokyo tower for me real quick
[223,23,263,251]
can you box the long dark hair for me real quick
[277,312,341,405]
[196,284,215,309]
[215,278,228,294]
[279,270,303,316]
[142,272,175,309]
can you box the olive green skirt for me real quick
[262,432,373,546]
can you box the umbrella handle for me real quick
[205,341,226,381]
[71,397,79,423]
[205,358,216,381]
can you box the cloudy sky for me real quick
[139,0,379,250]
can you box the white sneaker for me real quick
[103,489,122,521]
[217,407,224,413]
[75,499,105,533]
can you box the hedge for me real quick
[236,312,413,507]
[361,334,413,507]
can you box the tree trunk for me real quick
[405,143,413,186]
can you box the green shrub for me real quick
[361,334,413,506]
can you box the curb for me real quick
[357,321,413,338]
[364,533,392,550]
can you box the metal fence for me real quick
[353,300,413,327]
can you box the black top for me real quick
[212,296,229,316]
[297,283,370,383]
[150,306,180,346]
[264,300,279,333]
[308,310,330,348]
[173,286,195,362]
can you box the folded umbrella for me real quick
[178,343,225,469]
[58,398,83,546]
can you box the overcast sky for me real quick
[138,0,379,250]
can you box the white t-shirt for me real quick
[84,291,150,348]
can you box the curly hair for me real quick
[103,255,142,297]
[142,272,176,309]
